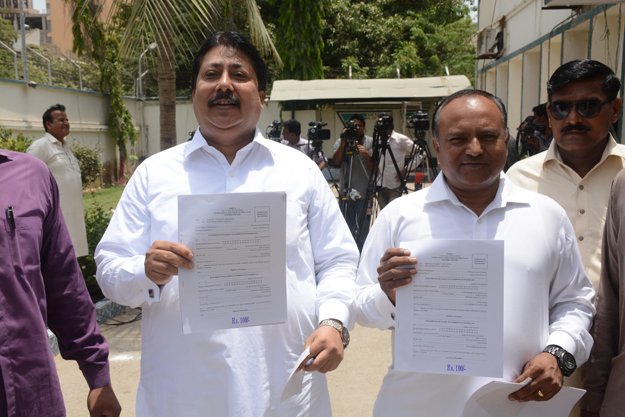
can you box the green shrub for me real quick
[78,199,114,302]
[0,126,32,152]
[72,143,102,187]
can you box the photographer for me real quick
[281,119,310,155]
[376,115,420,209]
[330,114,374,250]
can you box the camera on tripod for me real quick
[340,120,360,143]
[308,121,331,142]
[267,120,282,140]
[375,113,394,132]
[407,110,430,132]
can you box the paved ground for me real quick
[55,308,391,417]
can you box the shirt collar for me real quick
[183,128,268,159]
[543,133,625,165]
[44,132,64,145]
[425,172,531,211]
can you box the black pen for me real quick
[5,206,15,230]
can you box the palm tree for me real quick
[66,0,280,151]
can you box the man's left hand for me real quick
[302,325,344,373]
[508,352,563,402]
[87,384,122,417]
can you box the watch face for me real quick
[342,327,350,346]
[562,352,576,371]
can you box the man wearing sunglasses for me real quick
[507,59,625,415]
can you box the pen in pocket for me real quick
[5,206,15,230]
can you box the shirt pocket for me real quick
[4,216,43,284]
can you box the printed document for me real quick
[178,192,287,334]
[462,380,585,417]
[395,240,504,377]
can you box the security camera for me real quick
[27,80,37,88]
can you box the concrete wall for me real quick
[0,78,438,177]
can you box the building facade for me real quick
[476,0,625,141]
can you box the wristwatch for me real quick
[542,344,577,377]
[319,319,350,348]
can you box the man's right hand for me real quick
[144,240,194,286]
[376,247,417,305]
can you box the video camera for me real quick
[340,120,359,143]
[407,110,430,132]
[267,120,282,140]
[307,121,331,142]
[374,112,394,132]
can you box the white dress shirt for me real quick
[281,137,310,156]
[356,173,595,417]
[378,131,417,189]
[95,129,359,417]
[27,133,88,256]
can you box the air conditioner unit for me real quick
[545,0,625,6]
[476,28,501,59]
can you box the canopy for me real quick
[269,76,472,105]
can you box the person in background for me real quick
[330,114,374,250]
[281,119,310,155]
[0,149,120,417]
[27,104,88,257]
[506,61,625,414]
[376,115,419,209]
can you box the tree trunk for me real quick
[158,38,177,150]
[117,139,127,183]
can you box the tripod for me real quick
[337,137,373,250]
[372,130,409,211]
[408,130,437,183]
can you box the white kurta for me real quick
[27,133,88,257]
[95,129,359,417]
[356,173,595,417]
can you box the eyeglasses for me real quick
[549,98,612,120]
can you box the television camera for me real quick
[266,120,282,141]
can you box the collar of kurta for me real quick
[183,128,269,159]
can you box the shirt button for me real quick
[148,289,155,298]
[579,185,584,190]
[578,236,584,241]
[579,209,585,214]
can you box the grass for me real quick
[83,185,125,211]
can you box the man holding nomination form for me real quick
[355,89,595,417]
[95,31,358,417]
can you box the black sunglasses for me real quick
[549,98,612,120]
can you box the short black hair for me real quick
[42,104,66,132]
[547,59,621,101]
[432,89,507,139]
[282,119,301,136]
[191,31,268,93]
[349,113,366,126]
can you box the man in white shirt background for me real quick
[281,119,310,155]
[27,103,89,257]
[374,114,420,209]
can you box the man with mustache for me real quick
[95,32,358,417]
[506,59,625,416]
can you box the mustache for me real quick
[209,91,240,106]
[561,124,590,134]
